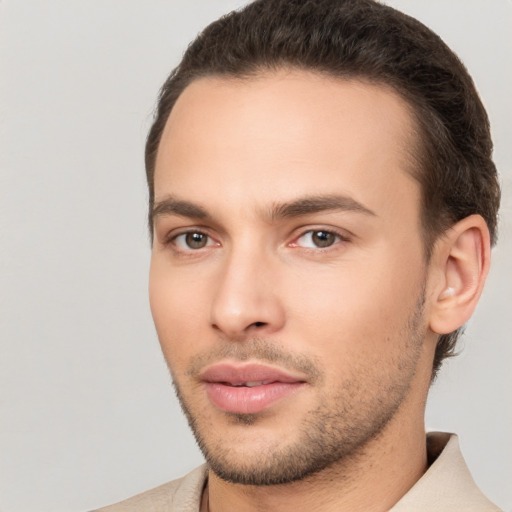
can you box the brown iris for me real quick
[311,231,336,248]
[185,232,208,249]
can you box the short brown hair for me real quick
[145,0,500,377]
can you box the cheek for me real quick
[288,252,424,364]
[149,258,210,367]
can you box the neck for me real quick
[206,414,428,512]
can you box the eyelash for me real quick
[165,227,350,254]
[290,229,350,250]
[167,229,219,252]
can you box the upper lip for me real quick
[199,362,307,385]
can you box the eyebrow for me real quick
[269,194,376,220]
[151,194,376,224]
[152,197,209,220]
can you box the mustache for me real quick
[184,337,323,383]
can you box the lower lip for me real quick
[205,382,304,414]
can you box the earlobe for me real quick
[429,215,491,335]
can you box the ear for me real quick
[429,215,491,335]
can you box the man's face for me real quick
[149,71,435,484]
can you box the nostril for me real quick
[253,321,266,328]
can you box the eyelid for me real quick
[159,225,352,252]
[165,227,221,251]
[288,227,352,249]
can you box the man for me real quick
[95,0,502,510]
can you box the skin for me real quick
[149,70,489,512]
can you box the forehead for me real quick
[154,70,420,219]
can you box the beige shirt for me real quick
[93,433,502,511]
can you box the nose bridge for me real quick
[210,236,284,337]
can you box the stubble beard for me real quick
[169,292,427,486]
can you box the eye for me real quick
[173,231,215,250]
[294,230,344,249]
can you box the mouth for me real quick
[200,362,307,414]
[223,380,275,387]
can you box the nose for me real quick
[210,246,285,339]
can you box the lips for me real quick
[200,363,306,414]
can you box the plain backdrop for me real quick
[0,1,511,511]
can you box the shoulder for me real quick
[91,464,208,512]
[391,433,503,512]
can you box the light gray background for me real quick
[0,1,510,511]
